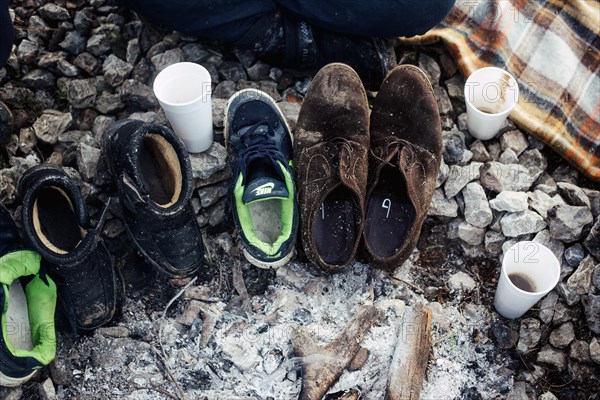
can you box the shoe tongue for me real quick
[243,176,289,204]
[239,123,269,138]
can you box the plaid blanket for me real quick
[402,0,600,182]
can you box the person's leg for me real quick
[0,0,14,69]
[276,0,456,37]
[116,0,277,43]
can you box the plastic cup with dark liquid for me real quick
[464,67,519,140]
[494,241,560,319]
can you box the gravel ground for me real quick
[0,1,599,399]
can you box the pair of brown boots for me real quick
[294,63,442,273]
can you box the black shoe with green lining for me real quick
[0,202,57,387]
[225,89,298,269]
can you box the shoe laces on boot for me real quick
[371,137,439,180]
[372,137,415,163]
[321,136,356,173]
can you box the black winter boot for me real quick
[102,120,204,278]
[18,164,116,330]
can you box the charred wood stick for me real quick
[385,304,432,400]
[292,305,380,400]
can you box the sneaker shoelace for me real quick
[238,120,287,184]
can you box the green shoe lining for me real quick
[234,161,295,258]
[0,250,57,367]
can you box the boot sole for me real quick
[224,88,296,269]
[243,246,296,270]
[0,370,36,387]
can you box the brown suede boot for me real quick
[363,65,442,271]
[294,63,370,273]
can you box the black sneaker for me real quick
[102,120,204,278]
[0,101,13,146]
[225,89,298,269]
[18,164,116,330]
[1,202,57,386]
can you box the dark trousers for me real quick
[1,0,13,69]
[118,0,455,42]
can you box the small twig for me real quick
[162,276,198,319]
[34,144,46,163]
[203,240,216,267]
[437,295,444,304]
[470,268,484,285]
[431,326,456,346]
[130,383,179,400]
[423,244,444,251]
[541,377,575,390]
[540,323,552,336]
[388,274,424,294]
[152,276,198,399]
[515,350,532,371]
[152,346,186,400]
[432,333,449,346]
[232,259,251,316]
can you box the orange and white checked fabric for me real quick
[403,0,600,182]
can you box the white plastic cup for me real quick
[464,67,519,140]
[153,62,213,153]
[494,241,560,319]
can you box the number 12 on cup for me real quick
[509,242,540,264]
